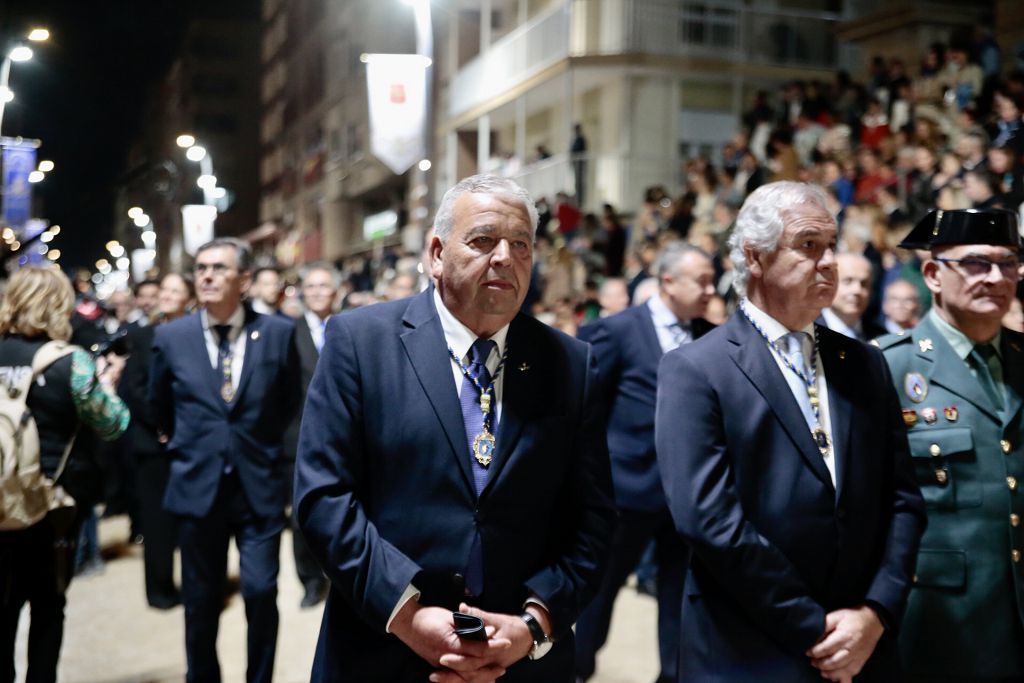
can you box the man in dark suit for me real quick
[575,242,716,683]
[656,181,926,682]
[150,238,298,683]
[878,209,1024,680]
[295,174,616,682]
[282,262,337,608]
[819,253,887,342]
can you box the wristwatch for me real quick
[519,611,553,660]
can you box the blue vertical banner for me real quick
[2,144,36,230]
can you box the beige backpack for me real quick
[0,340,80,530]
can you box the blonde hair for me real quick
[0,266,75,341]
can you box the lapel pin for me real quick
[918,339,933,353]
[902,409,918,427]
[944,405,959,422]
[250,330,260,341]
[518,362,530,372]
[921,407,938,425]
[838,350,846,360]
[904,372,928,403]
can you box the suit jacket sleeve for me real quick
[863,346,927,631]
[523,345,616,635]
[294,314,421,632]
[656,349,827,655]
[580,319,623,421]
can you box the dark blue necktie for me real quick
[214,324,234,403]
[459,337,496,596]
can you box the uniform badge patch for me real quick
[904,372,928,403]
[918,339,934,353]
[944,405,958,422]
[902,409,918,427]
[921,407,938,424]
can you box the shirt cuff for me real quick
[385,583,421,633]
[523,594,552,634]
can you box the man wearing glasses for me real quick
[150,237,299,683]
[877,208,1024,681]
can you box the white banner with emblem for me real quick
[365,53,431,175]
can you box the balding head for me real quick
[831,253,873,325]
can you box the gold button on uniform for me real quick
[929,444,941,457]
[1002,440,1012,454]
[1014,550,1022,563]
[1012,513,1020,527]
[1010,476,1019,491]
[935,469,948,485]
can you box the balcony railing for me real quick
[448,0,841,119]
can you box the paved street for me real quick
[16,517,659,683]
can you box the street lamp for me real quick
[0,28,49,135]
[176,133,227,209]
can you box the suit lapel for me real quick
[727,315,835,492]
[231,308,263,410]
[636,305,664,363]
[482,315,540,496]
[915,318,1002,423]
[818,327,852,498]
[191,313,227,410]
[1002,333,1024,427]
[399,291,477,495]
[296,314,318,360]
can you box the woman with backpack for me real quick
[0,266,129,683]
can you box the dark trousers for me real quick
[177,473,283,683]
[0,509,81,683]
[137,453,178,606]
[575,508,687,683]
[283,460,325,590]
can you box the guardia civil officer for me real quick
[877,208,1024,680]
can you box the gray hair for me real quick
[727,181,833,296]
[433,174,539,242]
[196,237,253,273]
[299,261,343,289]
[655,241,712,280]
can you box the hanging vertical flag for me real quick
[2,143,36,230]
[365,53,431,175]
[181,204,217,256]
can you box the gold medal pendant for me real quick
[473,429,496,467]
[221,382,235,403]
[813,427,829,455]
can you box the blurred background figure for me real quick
[597,278,630,318]
[881,278,922,333]
[821,252,886,340]
[0,266,129,683]
[249,266,284,316]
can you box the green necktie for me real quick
[970,343,1004,412]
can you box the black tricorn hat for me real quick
[898,208,1022,250]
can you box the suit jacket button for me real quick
[1002,439,1013,454]
[929,444,941,457]
[1009,476,1018,492]
[452,573,464,586]
[1013,550,1022,563]
[1012,513,1021,527]
[935,469,948,485]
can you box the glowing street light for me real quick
[27,29,50,43]
[8,46,32,63]
[176,134,196,148]
[47,249,60,261]
[0,88,12,104]
[49,225,60,235]
[185,145,206,162]
[133,213,150,228]
[37,160,53,173]
[27,170,44,183]
[196,174,217,190]
[127,206,143,219]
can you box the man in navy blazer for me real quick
[150,238,298,683]
[656,182,925,682]
[295,174,616,682]
[575,242,715,683]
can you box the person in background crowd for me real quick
[878,209,1024,681]
[104,289,135,336]
[294,174,615,682]
[576,242,716,683]
[149,239,299,683]
[821,252,887,341]
[121,272,195,610]
[0,266,129,683]
[386,271,418,301]
[657,182,925,681]
[881,279,922,334]
[597,278,630,318]
[283,263,338,610]
[705,294,729,325]
[132,279,161,326]
[249,266,284,316]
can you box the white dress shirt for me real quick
[201,306,247,394]
[647,294,690,354]
[743,299,837,486]
[304,309,328,353]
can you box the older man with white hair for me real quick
[655,181,925,682]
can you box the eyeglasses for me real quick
[194,263,234,276]
[934,256,1021,279]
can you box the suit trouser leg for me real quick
[653,512,687,683]
[228,482,283,683]
[282,460,323,589]
[138,455,179,606]
[178,501,231,683]
[574,509,660,680]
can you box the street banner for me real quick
[365,54,430,175]
[1,144,36,229]
[181,204,217,256]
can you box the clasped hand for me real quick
[806,606,884,683]
[391,601,534,683]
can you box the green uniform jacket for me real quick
[879,315,1024,679]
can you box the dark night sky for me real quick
[2,0,256,271]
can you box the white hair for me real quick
[727,181,834,296]
[433,174,539,242]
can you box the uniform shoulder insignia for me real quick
[874,333,911,351]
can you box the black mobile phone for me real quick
[452,612,487,641]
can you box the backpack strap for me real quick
[29,341,83,485]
